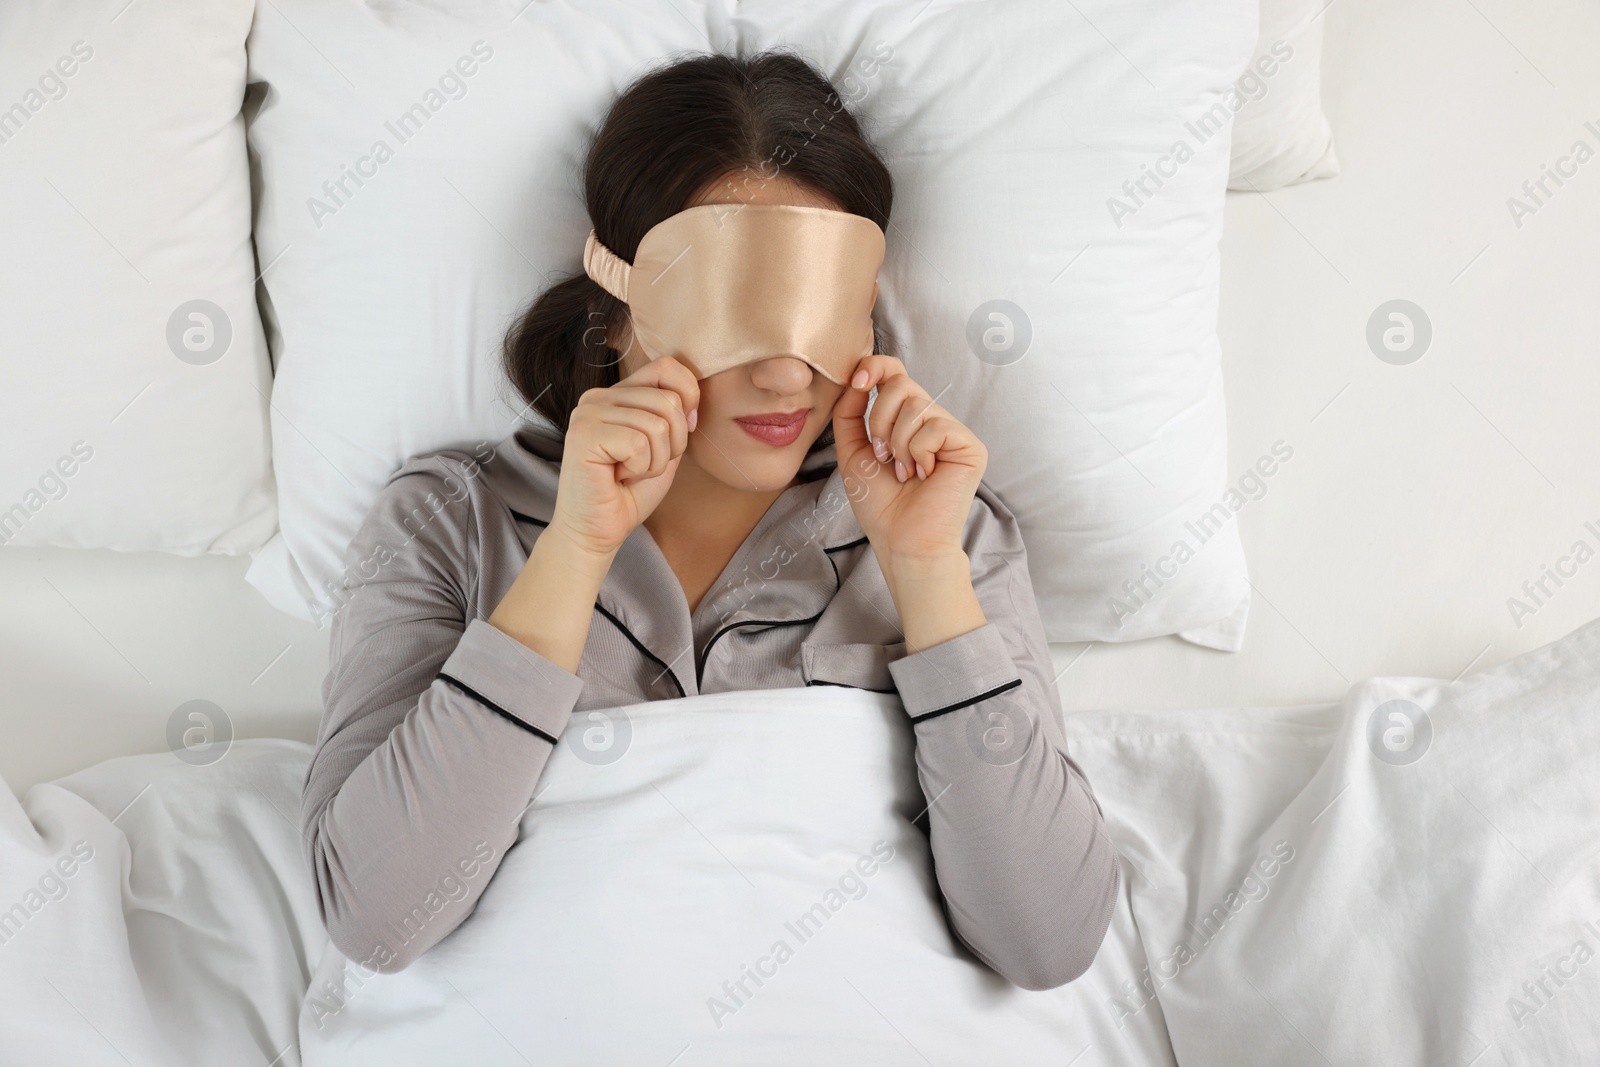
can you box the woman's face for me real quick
[612,172,861,494]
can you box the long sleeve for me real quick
[301,461,584,973]
[885,486,1121,990]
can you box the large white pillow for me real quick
[0,0,276,554]
[1227,0,1341,190]
[244,0,1256,649]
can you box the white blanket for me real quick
[295,686,1174,1067]
[0,739,323,1067]
[1068,616,1600,1066]
[0,692,1174,1067]
[3,616,1598,1066]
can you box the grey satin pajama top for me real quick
[301,425,1121,990]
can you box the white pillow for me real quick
[1228,0,1341,190]
[0,0,276,555]
[244,0,1256,649]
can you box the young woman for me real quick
[301,51,1119,992]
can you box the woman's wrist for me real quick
[879,547,969,585]
[879,548,987,656]
[541,518,624,576]
[488,522,617,673]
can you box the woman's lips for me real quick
[734,408,811,447]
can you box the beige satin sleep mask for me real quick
[582,203,885,384]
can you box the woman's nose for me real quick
[746,354,814,393]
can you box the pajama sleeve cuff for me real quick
[435,618,585,744]
[886,622,1024,723]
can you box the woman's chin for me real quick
[692,434,809,493]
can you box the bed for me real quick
[2,0,1597,1063]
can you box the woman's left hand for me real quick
[831,355,987,569]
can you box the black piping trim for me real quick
[508,508,549,528]
[823,534,869,554]
[593,602,687,699]
[437,671,560,745]
[697,551,842,688]
[806,679,898,695]
[908,677,1023,724]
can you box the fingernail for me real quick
[915,462,926,480]
[872,437,888,461]
[852,369,870,389]
[687,408,698,432]
[895,459,907,482]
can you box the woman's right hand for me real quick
[547,355,700,560]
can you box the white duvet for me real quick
[0,739,322,1066]
[294,687,1171,1067]
[3,616,1598,1066]
[1069,617,1600,1067]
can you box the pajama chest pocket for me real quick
[799,640,905,693]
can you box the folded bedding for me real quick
[0,739,323,1067]
[3,616,1598,1065]
[1068,615,1600,1066]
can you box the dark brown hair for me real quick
[502,50,894,441]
